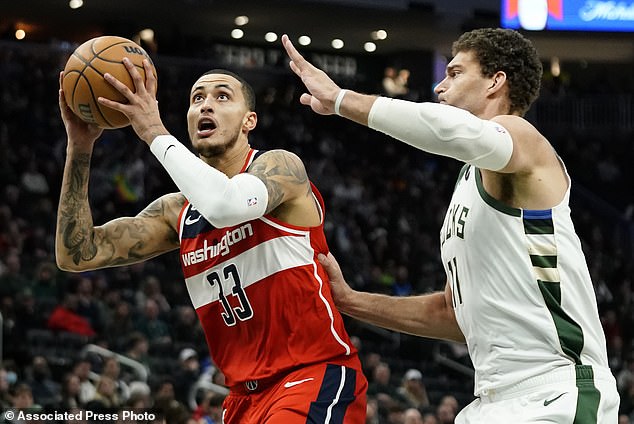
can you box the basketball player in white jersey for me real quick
[282,28,619,423]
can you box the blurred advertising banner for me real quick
[501,0,634,32]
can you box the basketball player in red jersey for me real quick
[56,58,367,423]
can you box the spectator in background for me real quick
[123,332,151,373]
[135,275,171,317]
[75,276,105,334]
[362,352,383,383]
[100,356,130,404]
[103,300,136,351]
[173,348,201,405]
[382,67,409,98]
[85,375,120,412]
[10,382,42,413]
[59,372,83,409]
[397,368,430,410]
[47,292,96,337]
[135,298,172,348]
[31,261,60,303]
[367,362,403,410]
[20,159,49,198]
[191,390,225,424]
[171,305,205,346]
[125,380,152,409]
[25,355,61,409]
[0,251,32,297]
[14,288,41,333]
[436,395,458,424]
[365,396,380,424]
[152,378,190,424]
[422,412,439,424]
[72,358,96,405]
[403,407,425,424]
[0,368,14,408]
[392,264,413,297]
[396,69,411,96]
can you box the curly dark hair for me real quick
[452,28,543,116]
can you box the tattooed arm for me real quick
[56,71,183,272]
[55,149,184,271]
[247,149,320,227]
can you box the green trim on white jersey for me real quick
[441,165,609,396]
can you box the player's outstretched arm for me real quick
[56,181,183,272]
[319,252,465,343]
[283,35,514,172]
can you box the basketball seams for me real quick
[85,39,143,128]
[82,72,115,128]
[63,35,156,129]
[62,70,83,114]
[91,39,128,56]
[86,62,146,78]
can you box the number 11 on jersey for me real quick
[447,257,463,307]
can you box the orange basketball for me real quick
[62,35,157,129]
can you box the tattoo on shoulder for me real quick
[248,150,309,211]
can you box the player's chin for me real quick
[192,138,227,158]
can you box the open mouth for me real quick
[197,117,217,137]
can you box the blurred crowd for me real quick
[0,39,632,423]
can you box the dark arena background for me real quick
[0,0,633,423]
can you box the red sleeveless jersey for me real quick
[177,149,357,387]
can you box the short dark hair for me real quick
[452,28,542,116]
[200,69,256,111]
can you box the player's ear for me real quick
[243,111,257,132]
[488,71,507,92]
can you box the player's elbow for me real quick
[55,250,87,273]
[56,257,79,272]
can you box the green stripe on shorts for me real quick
[573,365,601,424]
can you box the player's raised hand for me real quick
[99,57,168,144]
[282,34,341,115]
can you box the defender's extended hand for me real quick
[318,252,355,311]
[282,34,341,115]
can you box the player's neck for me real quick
[201,141,252,177]
[480,94,513,119]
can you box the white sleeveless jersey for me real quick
[440,164,609,396]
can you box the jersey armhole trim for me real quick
[475,168,521,217]
[177,198,190,241]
